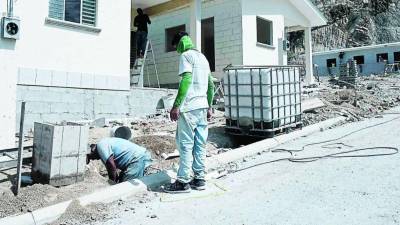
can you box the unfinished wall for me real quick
[17,85,176,132]
[147,0,243,86]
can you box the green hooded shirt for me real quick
[173,36,215,109]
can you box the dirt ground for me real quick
[1,74,399,221]
[0,160,109,218]
[302,74,400,126]
[88,110,236,173]
[0,110,235,219]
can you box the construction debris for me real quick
[302,98,325,112]
[2,74,399,220]
[302,74,400,126]
[47,200,110,225]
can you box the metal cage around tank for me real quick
[223,65,303,138]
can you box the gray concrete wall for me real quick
[17,85,177,132]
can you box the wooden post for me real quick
[15,101,26,195]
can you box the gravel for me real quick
[302,75,400,126]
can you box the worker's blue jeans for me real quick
[136,31,148,56]
[120,151,152,182]
[176,108,208,183]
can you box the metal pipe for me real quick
[7,0,14,17]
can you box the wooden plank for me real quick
[0,145,33,154]
[0,156,33,170]
[302,98,325,112]
[144,0,190,16]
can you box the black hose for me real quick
[232,114,400,173]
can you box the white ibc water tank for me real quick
[223,66,302,136]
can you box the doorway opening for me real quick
[201,17,215,72]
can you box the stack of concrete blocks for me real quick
[339,60,358,87]
[32,122,89,186]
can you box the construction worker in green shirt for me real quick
[165,31,215,193]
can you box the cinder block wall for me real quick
[147,0,243,87]
[17,85,176,132]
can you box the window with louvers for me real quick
[82,0,97,26]
[48,0,97,26]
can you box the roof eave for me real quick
[289,0,327,27]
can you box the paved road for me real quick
[91,109,400,225]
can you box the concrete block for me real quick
[35,69,53,86]
[50,102,70,113]
[41,114,64,124]
[77,153,87,173]
[106,76,121,90]
[58,113,86,122]
[92,117,106,127]
[79,126,89,152]
[67,103,85,114]
[60,126,81,156]
[61,92,85,104]
[20,113,43,132]
[80,74,95,89]
[59,157,80,176]
[32,123,89,186]
[25,102,51,114]
[94,75,108,90]
[52,71,68,87]
[67,72,82,88]
[18,67,36,85]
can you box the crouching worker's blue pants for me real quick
[120,151,152,182]
[176,108,208,183]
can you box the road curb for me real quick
[0,116,345,225]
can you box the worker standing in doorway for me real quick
[165,32,215,193]
[134,8,151,58]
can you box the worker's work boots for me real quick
[164,180,191,193]
[190,179,206,191]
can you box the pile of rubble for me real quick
[303,74,400,126]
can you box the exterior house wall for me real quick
[147,0,243,86]
[6,0,178,137]
[17,86,177,132]
[14,0,131,90]
[313,44,400,76]
[0,2,17,149]
[240,0,310,66]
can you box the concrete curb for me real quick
[0,116,345,225]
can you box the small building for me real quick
[313,42,400,76]
[140,0,327,87]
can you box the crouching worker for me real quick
[87,137,152,183]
